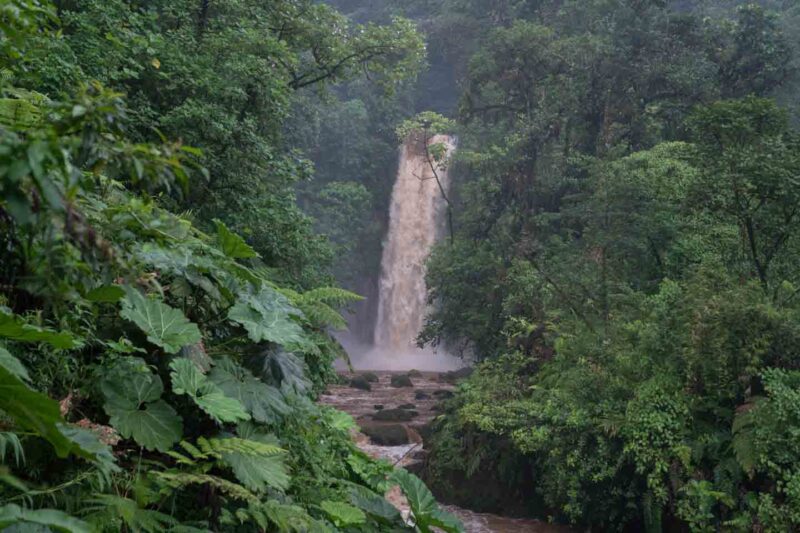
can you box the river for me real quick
[320,371,572,533]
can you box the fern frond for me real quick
[165,450,197,466]
[83,495,177,533]
[301,287,363,307]
[152,472,259,503]
[204,437,284,458]
[732,401,762,475]
[234,500,323,532]
[297,300,348,329]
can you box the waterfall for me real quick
[373,133,456,352]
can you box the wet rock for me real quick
[373,404,384,411]
[390,374,413,388]
[407,369,423,378]
[414,390,430,400]
[438,367,474,384]
[361,372,379,383]
[397,403,416,410]
[415,423,434,443]
[405,460,425,476]
[410,449,427,461]
[360,424,410,446]
[349,375,371,391]
[373,408,418,422]
[432,389,454,399]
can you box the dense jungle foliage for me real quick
[0,0,464,531]
[389,0,800,531]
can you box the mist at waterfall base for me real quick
[336,334,466,372]
[336,133,467,372]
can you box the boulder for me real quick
[414,390,431,400]
[407,369,423,378]
[438,367,474,384]
[390,374,413,388]
[432,389,454,399]
[348,375,371,391]
[373,408,418,422]
[397,403,416,410]
[360,424,410,446]
[361,372,379,383]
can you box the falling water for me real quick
[373,133,456,354]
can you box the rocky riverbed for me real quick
[320,371,572,533]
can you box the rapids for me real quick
[321,372,572,533]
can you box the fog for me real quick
[335,334,466,372]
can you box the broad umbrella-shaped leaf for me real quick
[262,349,311,394]
[120,287,201,354]
[0,309,77,348]
[228,287,306,347]
[105,400,182,452]
[320,501,366,528]
[170,358,249,424]
[101,358,182,451]
[100,358,163,409]
[208,357,289,424]
[215,219,258,259]
[221,445,289,492]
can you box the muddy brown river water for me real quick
[320,371,573,533]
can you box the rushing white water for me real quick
[371,133,457,365]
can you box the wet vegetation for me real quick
[3,0,800,532]
[0,1,461,531]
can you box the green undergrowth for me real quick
[0,2,461,531]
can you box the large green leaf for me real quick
[227,287,306,347]
[58,425,119,476]
[85,284,125,303]
[262,349,311,394]
[220,442,289,492]
[0,352,120,464]
[170,358,250,424]
[106,400,182,453]
[101,358,182,451]
[0,346,30,382]
[393,469,464,533]
[215,219,258,259]
[208,358,289,424]
[393,468,437,517]
[319,500,366,528]
[0,366,73,457]
[348,485,402,525]
[120,287,201,354]
[0,309,77,349]
[0,504,90,533]
[83,495,178,532]
[244,501,323,533]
